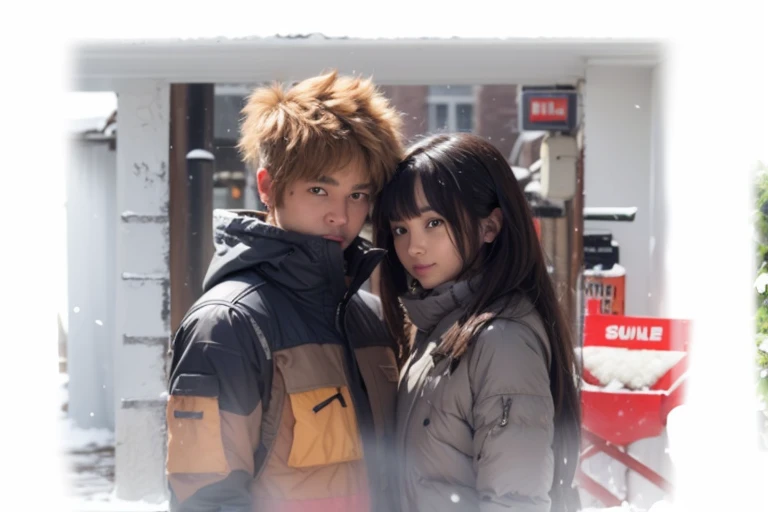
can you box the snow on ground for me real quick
[59,373,114,500]
[59,373,167,511]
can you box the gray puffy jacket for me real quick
[395,278,556,512]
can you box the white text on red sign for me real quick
[605,325,663,342]
[529,98,568,122]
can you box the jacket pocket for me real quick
[166,373,229,474]
[287,385,363,468]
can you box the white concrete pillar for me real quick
[114,80,171,503]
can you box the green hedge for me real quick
[754,163,768,436]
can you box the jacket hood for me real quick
[203,210,384,316]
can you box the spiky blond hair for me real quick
[238,70,404,206]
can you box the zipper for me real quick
[333,245,386,505]
[478,397,513,460]
[313,387,347,413]
[499,396,512,426]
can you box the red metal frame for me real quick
[577,299,691,507]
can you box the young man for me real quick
[166,71,404,512]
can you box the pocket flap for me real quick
[287,386,363,468]
[167,374,228,475]
[171,373,219,397]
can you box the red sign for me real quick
[529,97,569,122]
[583,313,691,352]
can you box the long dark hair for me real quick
[372,132,581,511]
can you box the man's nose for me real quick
[325,200,349,226]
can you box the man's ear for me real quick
[481,207,503,243]
[256,168,273,207]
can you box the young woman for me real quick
[373,133,581,512]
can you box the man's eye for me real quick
[350,192,369,201]
[309,187,327,195]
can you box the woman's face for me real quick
[389,180,464,290]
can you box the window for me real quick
[427,85,475,133]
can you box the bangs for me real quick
[377,164,421,222]
[285,137,367,184]
[378,155,467,223]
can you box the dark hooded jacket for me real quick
[166,210,399,512]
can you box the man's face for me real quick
[258,159,372,250]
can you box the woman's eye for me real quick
[427,219,443,228]
[392,226,407,236]
[309,187,327,196]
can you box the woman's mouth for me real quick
[412,263,435,276]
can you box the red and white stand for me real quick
[576,299,692,507]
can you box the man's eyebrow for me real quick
[314,175,339,186]
[313,176,373,191]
